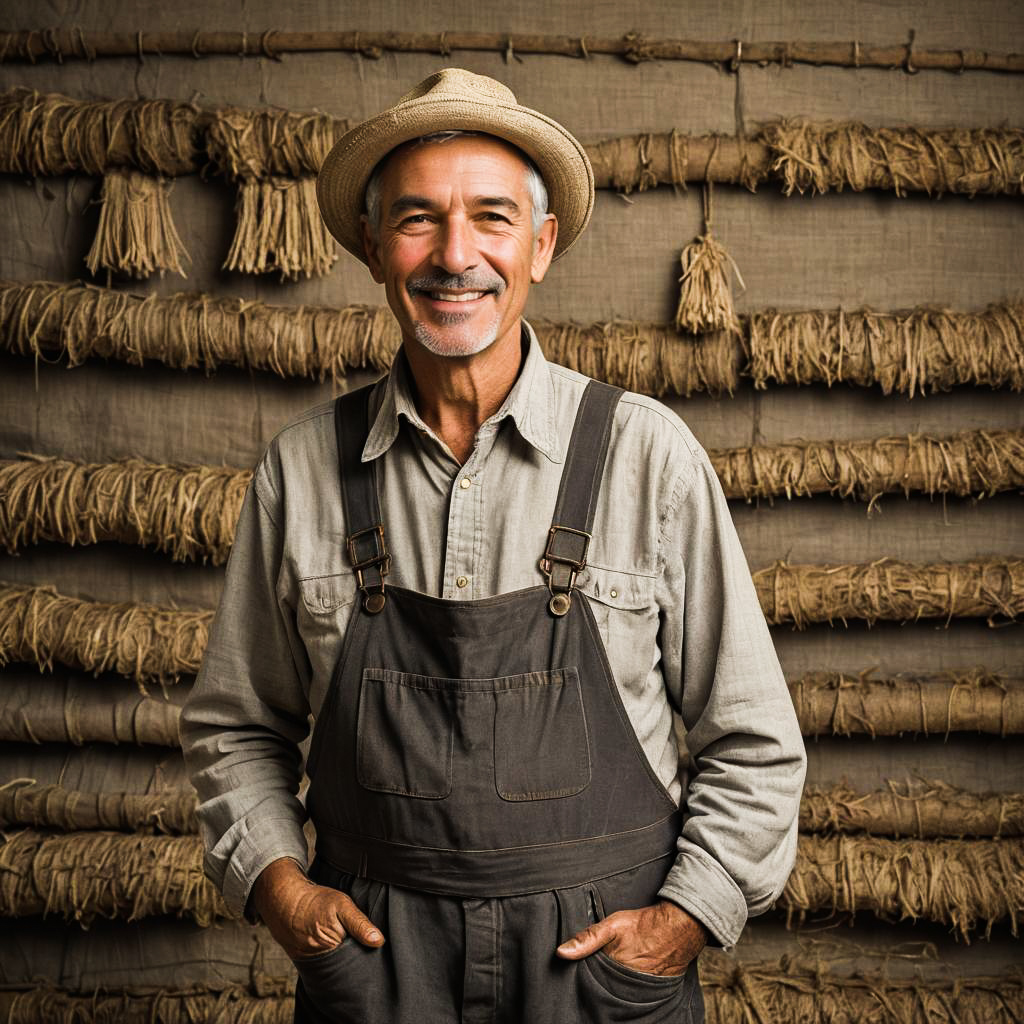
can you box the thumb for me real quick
[335,893,386,948]
[556,921,613,960]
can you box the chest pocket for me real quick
[577,565,657,650]
[356,667,591,802]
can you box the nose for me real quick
[433,214,477,274]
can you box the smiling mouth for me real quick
[422,290,490,303]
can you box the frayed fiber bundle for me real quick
[675,233,742,335]
[702,956,1024,1023]
[0,783,197,834]
[0,583,211,686]
[0,280,400,379]
[711,429,1024,503]
[84,169,190,279]
[0,88,200,176]
[763,119,1024,197]
[747,304,1024,395]
[782,835,1024,938]
[0,454,250,564]
[801,781,1024,838]
[205,106,345,179]
[754,558,1024,627]
[223,176,337,279]
[790,669,1023,736]
[0,830,226,926]
[0,990,292,1024]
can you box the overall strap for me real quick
[334,384,390,614]
[541,379,624,616]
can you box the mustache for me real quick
[407,272,506,296]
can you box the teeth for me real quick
[430,291,485,302]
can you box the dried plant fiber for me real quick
[0,673,182,745]
[0,454,251,564]
[0,989,292,1024]
[1,830,1016,936]
[0,783,197,834]
[3,29,1024,73]
[762,120,1024,197]
[782,835,1024,938]
[1,973,1022,1024]
[0,280,399,380]
[675,234,742,335]
[6,780,1019,840]
[747,303,1024,396]
[801,781,1024,838]
[0,829,227,926]
[3,280,1022,397]
[84,169,190,279]
[205,107,346,179]
[710,429,1024,503]
[0,88,200,176]
[754,558,1024,627]
[701,956,1024,1024]
[0,583,210,686]
[790,669,1023,736]
[222,175,337,279]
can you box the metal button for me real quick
[610,589,618,599]
[549,593,571,616]
[459,477,471,490]
[364,592,386,614]
[456,575,469,588]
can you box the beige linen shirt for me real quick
[181,323,806,947]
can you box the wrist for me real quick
[248,857,308,920]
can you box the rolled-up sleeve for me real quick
[180,450,312,918]
[655,451,806,947]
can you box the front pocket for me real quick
[494,668,590,801]
[356,667,591,804]
[357,669,454,799]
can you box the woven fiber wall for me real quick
[1,1,1022,1020]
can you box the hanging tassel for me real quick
[85,169,190,279]
[675,181,744,335]
[222,175,337,281]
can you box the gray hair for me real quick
[363,131,549,242]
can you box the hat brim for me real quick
[316,95,594,265]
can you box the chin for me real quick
[413,315,502,358]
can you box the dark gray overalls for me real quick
[294,380,704,1023]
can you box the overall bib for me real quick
[293,381,704,1023]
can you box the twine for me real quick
[782,835,1024,938]
[0,583,211,688]
[790,669,1022,737]
[754,558,1024,628]
[710,428,1024,503]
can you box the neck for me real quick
[403,321,524,465]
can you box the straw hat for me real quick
[316,68,594,264]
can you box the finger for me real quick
[335,894,385,947]
[556,921,614,960]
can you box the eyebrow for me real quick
[387,195,523,218]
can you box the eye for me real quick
[399,214,432,226]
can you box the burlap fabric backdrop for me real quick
[1,0,1022,1010]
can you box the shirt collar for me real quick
[362,320,560,464]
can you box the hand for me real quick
[248,858,386,960]
[555,899,706,977]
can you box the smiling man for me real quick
[181,69,806,1024]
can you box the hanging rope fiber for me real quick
[3,281,1022,396]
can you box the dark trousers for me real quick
[294,857,704,1024]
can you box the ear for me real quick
[361,215,386,284]
[530,214,558,284]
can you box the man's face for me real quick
[362,134,557,359]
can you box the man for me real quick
[181,69,806,1023]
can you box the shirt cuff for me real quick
[657,843,749,948]
[207,816,310,920]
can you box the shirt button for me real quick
[609,589,618,598]
[459,477,471,490]
[456,575,469,588]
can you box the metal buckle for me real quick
[541,525,591,574]
[347,525,389,572]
